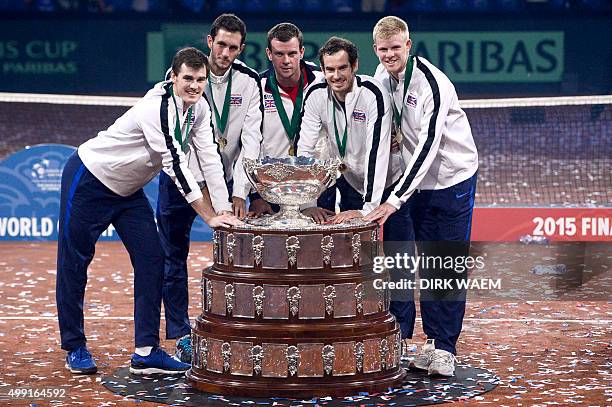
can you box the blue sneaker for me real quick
[130,347,190,375]
[65,346,97,374]
[174,334,192,364]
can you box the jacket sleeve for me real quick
[296,90,323,157]
[232,77,263,200]
[386,75,452,209]
[361,88,392,216]
[296,89,325,209]
[189,100,232,212]
[136,98,203,204]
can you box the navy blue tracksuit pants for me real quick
[156,171,197,340]
[392,173,477,355]
[56,153,164,351]
[156,172,232,339]
[322,172,477,354]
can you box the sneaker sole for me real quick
[427,367,455,377]
[408,361,430,371]
[65,363,97,375]
[428,368,455,377]
[129,367,188,375]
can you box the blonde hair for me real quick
[373,16,409,42]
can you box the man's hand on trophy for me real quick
[363,203,398,225]
[232,197,247,218]
[302,207,335,224]
[207,213,244,228]
[330,209,363,224]
[248,198,274,218]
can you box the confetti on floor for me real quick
[0,242,609,406]
[100,363,499,406]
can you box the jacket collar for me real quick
[263,60,319,93]
[208,63,233,84]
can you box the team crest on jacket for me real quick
[352,110,366,123]
[405,93,417,108]
[230,94,243,106]
[264,94,276,111]
[185,112,196,126]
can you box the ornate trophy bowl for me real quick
[243,156,339,227]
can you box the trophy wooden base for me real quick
[189,222,405,398]
[187,366,406,398]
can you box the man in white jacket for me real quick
[156,14,262,364]
[365,16,479,377]
[249,22,327,216]
[56,47,240,376]
[296,36,405,224]
[297,38,414,341]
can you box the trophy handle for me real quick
[243,158,262,188]
[243,158,257,173]
[323,158,341,188]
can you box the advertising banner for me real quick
[148,25,564,83]
[0,20,152,94]
[471,207,611,242]
[3,17,611,95]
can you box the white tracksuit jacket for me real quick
[374,56,478,210]
[79,80,229,209]
[297,74,403,215]
[198,59,263,204]
[260,60,326,159]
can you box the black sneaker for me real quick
[130,347,190,375]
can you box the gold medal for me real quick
[218,137,227,149]
[338,162,348,172]
[288,145,295,156]
[395,128,403,144]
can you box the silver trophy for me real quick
[243,156,340,227]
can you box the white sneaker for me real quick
[408,339,435,370]
[427,348,457,377]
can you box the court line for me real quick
[0,316,609,324]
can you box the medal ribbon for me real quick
[208,70,232,135]
[170,86,193,152]
[269,72,304,147]
[332,100,348,159]
[391,55,413,132]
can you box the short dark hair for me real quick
[171,47,209,76]
[210,13,247,45]
[318,37,359,68]
[267,22,303,50]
